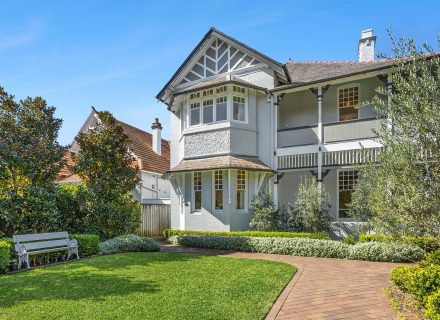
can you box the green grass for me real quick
[0,252,296,320]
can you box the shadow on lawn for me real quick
[0,252,205,308]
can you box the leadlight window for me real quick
[202,99,214,124]
[193,172,202,211]
[202,88,214,97]
[190,92,200,100]
[216,85,227,93]
[216,96,227,121]
[233,96,245,121]
[190,102,200,126]
[232,85,245,94]
[214,171,223,210]
[338,170,358,218]
[236,170,246,210]
[338,86,359,121]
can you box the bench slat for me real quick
[20,239,70,251]
[13,232,69,243]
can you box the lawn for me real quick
[0,252,296,320]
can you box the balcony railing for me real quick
[277,118,381,148]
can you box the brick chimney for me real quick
[358,29,376,62]
[151,118,162,156]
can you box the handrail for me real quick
[277,117,381,132]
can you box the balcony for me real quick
[277,118,381,148]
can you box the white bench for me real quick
[13,232,79,269]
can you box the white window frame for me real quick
[337,83,360,122]
[336,169,358,220]
[212,170,224,212]
[236,169,248,211]
[189,102,201,127]
[192,171,202,213]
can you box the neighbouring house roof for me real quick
[165,155,274,175]
[174,76,268,96]
[56,152,81,184]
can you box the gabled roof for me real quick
[156,27,285,104]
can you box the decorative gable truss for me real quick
[179,38,262,85]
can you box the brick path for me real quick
[161,244,405,320]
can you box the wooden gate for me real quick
[139,204,171,237]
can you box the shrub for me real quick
[359,234,440,253]
[391,266,440,303]
[424,290,440,320]
[99,235,160,254]
[421,250,440,267]
[0,239,11,271]
[169,235,424,262]
[293,177,333,233]
[342,235,357,245]
[163,229,330,240]
[71,234,99,256]
[348,242,425,263]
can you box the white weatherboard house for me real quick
[157,27,394,234]
[59,108,171,204]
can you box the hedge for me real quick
[71,234,100,257]
[99,235,160,254]
[169,235,425,262]
[424,290,440,319]
[0,239,11,271]
[359,234,440,253]
[163,229,330,240]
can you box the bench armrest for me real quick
[15,244,27,256]
[68,239,78,248]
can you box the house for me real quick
[57,108,171,204]
[157,27,394,233]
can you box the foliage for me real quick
[359,234,440,253]
[293,177,332,233]
[169,235,424,262]
[249,189,295,231]
[346,175,374,233]
[55,184,88,233]
[342,235,357,245]
[71,234,100,256]
[0,87,65,237]
[163,229,330,240]
[99,235,160,254]
[73,110,140,240]
[0,239,11,271]
[0,253,295,320]
[421,250,440,267]
[351,32,440,237]
[425,290,440,320]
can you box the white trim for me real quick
[337,83,361,122]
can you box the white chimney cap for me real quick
[361,29,374,39]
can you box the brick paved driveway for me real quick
[161,244,406,320]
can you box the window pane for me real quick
[195,191,202,210]
[236,170,246,209]
[194,172,202,210]
[203,100,213,124]
[338,86,359,121]
[338,170,358,218]
[190,103,200,126]
[216,97,227,121]
[233,97,245,121]
[237,190,245,210]
[214,170,223,210]
[215,190,223,210]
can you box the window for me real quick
[338,170,358,218]
[216,96,227,121]
[193,172,202,211]
[236,170,246,210]
[216,85,227,93]
[214,171,223,210]
[190,92,200,100]
[202,99,214,124]
[233,85,245,94]
[190,102,200,126]
[202,88,213,97]
[338,86,359,121]
[233,96,245,121]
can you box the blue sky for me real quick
[1,0,438,145]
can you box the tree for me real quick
[0,87,65,236]
[293,177,332,233]
[73,109,140,239]
[350,32,440,237]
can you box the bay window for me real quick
[202,99,214,124]
[233,96,245,121]
[216,96,227,121]
[190,102,200,126]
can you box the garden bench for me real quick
[13,232,79,269]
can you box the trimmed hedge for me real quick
[424,290,440,320]
[0,239,11,271]
[359,234,440,253]
[71,234,100,257]
[391,266,440,304]
[169,235,425,262]
[99,235,160,254]
[163,229,330,240]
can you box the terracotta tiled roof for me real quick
[56,152,81,184]
[166,155,274,174]
[115,120,170,174]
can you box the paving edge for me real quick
[265,266,304,320]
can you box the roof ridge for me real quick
[286,59,392,65]
[115,119,169,143]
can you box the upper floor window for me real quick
[338,170,358,218]
[233,96,246,121]
[213,170,223,210]
[190,92,200,100]
[236,170,247,210]
[338,86,359,121]
[190,102,201,126]
[193,172,202,211]
[216,85,227,94]
[216,96,227,121]
[202,99,214,124]
[233,85,246,94]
